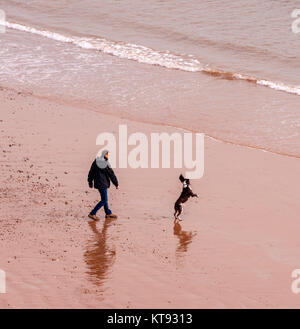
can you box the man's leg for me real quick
[90,189,105,216]
[100,189,112,215]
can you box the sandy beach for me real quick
[0,85,300,308]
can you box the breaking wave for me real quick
[2,20,300,96]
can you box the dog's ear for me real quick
[179,174,185,183]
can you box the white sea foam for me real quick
[257,80,300,96]
[1,20,300,96]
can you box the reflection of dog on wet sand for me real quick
[173,221,196,253]
[174,175,198,221]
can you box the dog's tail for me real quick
[179,174,185,183]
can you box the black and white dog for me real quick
[174,175,198,221]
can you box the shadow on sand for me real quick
[84,218,116,287]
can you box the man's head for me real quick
[101,149,109,160]
[96,150,110,169]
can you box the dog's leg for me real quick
[177,205,183,221]
[174,201,180,220]
[174,210,178,220]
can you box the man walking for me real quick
[88,149,119,220]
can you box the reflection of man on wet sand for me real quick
[84,219,116,287]
[173,221,196,254]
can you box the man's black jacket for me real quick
[88,159,118,190]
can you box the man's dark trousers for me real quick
[90,189,112,215]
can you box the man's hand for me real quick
[116,186,120,190]
[89,182,93,189]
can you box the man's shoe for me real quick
[105,214,118,219]
[88,214,100,221]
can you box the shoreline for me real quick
[1,84,299,161]
[0,86,300,308]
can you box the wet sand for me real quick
[0,86,300,308]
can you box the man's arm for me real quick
[88,160,96,187]
[106,166,119,187]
